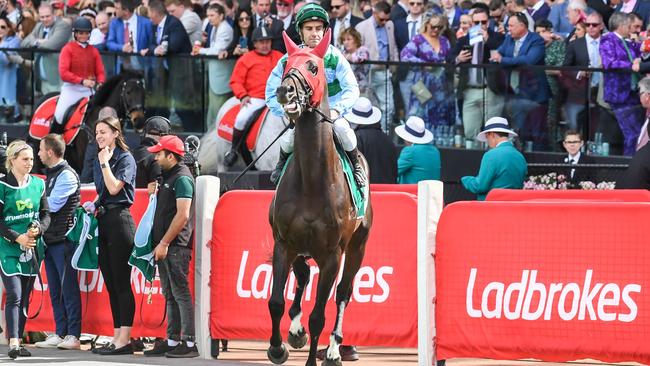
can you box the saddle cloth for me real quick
[279,146,369,219]
[29,95,88,145]
[216,104,269,151]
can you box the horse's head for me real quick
[276,29,330,121]
[120,77,146,129]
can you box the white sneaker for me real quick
[57,335,81,350]
[35,334,63,348]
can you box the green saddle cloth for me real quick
[279,146,369,218]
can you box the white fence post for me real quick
[417,180,444,366]
[194,175,220,359]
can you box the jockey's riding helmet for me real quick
[294,3,329,34]
[72,17,93,33]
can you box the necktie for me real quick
[43,28,49,39]
[569,158,576,179]
[590,39,601,87]
[511,39,521,91]
[124,22,129,44]
[409,21,417,40]
[157,25,163,44]
[621,38,639,90]
[258,16,264,28]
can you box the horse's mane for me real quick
[92,70,143,106]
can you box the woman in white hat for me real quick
[394,116,441,184]
[461,117,528,200]
[345,97,398,183]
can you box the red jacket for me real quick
[59,41,106,85]
[229,50,283,99]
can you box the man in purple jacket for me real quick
[600,11,643,156]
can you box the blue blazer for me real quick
[497,31,550,103]
[106,16,155,52]
[150,15,191,55]
[615,1,650,26]
[449,6,465,30]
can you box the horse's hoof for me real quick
[322,358,343,366]
[287,328,308,349]
[267,344,289,364]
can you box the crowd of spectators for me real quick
[1,0,650,152]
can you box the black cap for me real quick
[143,116,171,136]
[252,26,274,42]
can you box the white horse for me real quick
[199,97,288,174]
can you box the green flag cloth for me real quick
[66,207,99,271]
[129,194,156,282]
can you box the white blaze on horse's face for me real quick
[278,29,331,120]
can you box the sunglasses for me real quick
[429,24,442,30]
[0,25,7,29]
[585,22,601,27]
[106,11,115,16]
[277,2,291,6]
[239,16,251,21]
[473,20,488,25]
[331,4,344,9]
[409,1,423,5]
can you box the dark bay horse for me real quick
[267,30,373,366]
[29,70,146,174]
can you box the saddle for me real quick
[29,95,89,145]
[217,104,269,151]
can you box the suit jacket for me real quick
[152,15,192,54]
[529,2,551,22]
[600,31,640,105]
[390,2,408,21]
[21,18,71,50]
[615,0,650,26]
[618,143,650,189]
[106,15,155,52]
[253,15,285,53]
[179,9,203,44]
[355,17,399,62]
[555,153,595,186]
[200,21,235,95]
[496,31,550,103]
[447,30,505,94]
[330,14,363,46]
[355,123,398,184]
[562,36,592,103]
[448,6,465,30]
[548,1,573,37]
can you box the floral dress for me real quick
[344,46,377,104]
[400,34,455,131]
[545,39,566,126]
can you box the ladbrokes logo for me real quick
[466,268,641,322]
[235,250,393,303]
[16,199,33,211]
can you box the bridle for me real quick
[120,78,145,117]
[281,69,333,123]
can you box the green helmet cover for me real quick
[294,3,330,34]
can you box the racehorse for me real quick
[198,97,288,174]
[267,30,373,366]
[28,70,146,174]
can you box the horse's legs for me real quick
[287,256,310,349]
[325,238,367,364]
[306,252,341,366]
[267,243,292,365]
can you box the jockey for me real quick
[225,26,283,167]
[265,3,364,188]
[51,17,105,134]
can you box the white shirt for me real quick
[585,34,601,66]
[334,12,352,48]
[89,28,106,46]
[513,32,528,56]
[157,16,168,45]
[125,13,139,51]
[405,13,423,40]
[566,151,581,163]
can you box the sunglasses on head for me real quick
[473,20,488,25]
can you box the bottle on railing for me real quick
[594,132,603,156]
[129,31,134,48]
[1,131,7,148]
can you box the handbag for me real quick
[410,79,433,104]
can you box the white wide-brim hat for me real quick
[343,97,382,125]
[394,116,434,144]
[476,117,518,142]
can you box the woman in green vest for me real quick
[0,140,50,359]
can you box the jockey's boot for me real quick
[270,149,290,186]
[224,128,244,167]
[50,118,65,135]
[346,148,367,192]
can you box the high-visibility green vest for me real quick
[0,176,46,276]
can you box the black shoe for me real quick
[345,148,367,190]
[315,345,359,361]
[98,343,133,355]
[131,338,145,352]
[165,341,199,358]
[8,346,20,359]
[19,346,31,357]
[270,149,290,185]
[220,339,228,352]
[144,339,177,357]
[92,343,113,354]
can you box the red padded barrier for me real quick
[486,188,650,202]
